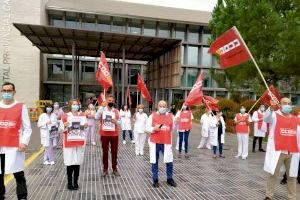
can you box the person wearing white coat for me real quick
[210,111,226,158]
[197,109,212,149]
[263,97,300,200]
[133,104,148,156]
[38,104,59,165]
[120,105,133,144]
[0,82,32,200]
[60,99,87,191]
[252,105,267,152]
[146,100,177,188]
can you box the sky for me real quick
[116,0,218,12]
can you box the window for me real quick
[65,12,80,28]
[180,68,186,87]
[81,61,95,72]
[188,25,199,43]
[82,14,96,30]
[187,68,199,87]
[48,59,63,80]
[143,21,156,36]
[158,22,170,37]
[97,15,111,32]
[128,19,141,34]
[181,46,185,65]
[112,17,125,33]
[128,66,140,84]
[175,24,186,40]
[49,10,64,27]
[65,60,73,81]
[202,47,212,66]
[216,91,226,98]
[203,71,211,87]
[187,46,198,66]
[202,27,211,45]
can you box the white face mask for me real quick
[158,107,167,114]
[54,104,59,109]
[240,108,246,113]
[138,109,143,113]
[182,106,187,111]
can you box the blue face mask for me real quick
[71,105,79,112]
[46,107,52,113]
[240,108,246,114]
[281,105,292,114]
[2,92,13,100]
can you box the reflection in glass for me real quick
[187,46,198,66]
[97,15,111,32]
[144,21,156,36]
[112,17,125,33]
[175,24,186,40]
[187,68,199,87]
[66,12,80,28]
[49,10,64,27]
[180,68,186,87]
[202,47,212,66]
[128,19,141,34]
[158,22,170,37]
[82,14,96,30]
[188,25,199,43]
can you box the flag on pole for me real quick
[260,85,281,110]
[208,26,251,69]
[126,86,132,107]
[137,74,153,103]
[184,71,203,106]
[96,51,113,90]
[202,95,219,111]
[97,92,105,105]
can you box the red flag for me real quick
[208,26,251,69]
[137,74,152,103]
[97,92,105,105]
[203,95,219,111]
[96,51,113,90]
[184,71,203,106]
[126,86,132,107]
[260,85,281,110]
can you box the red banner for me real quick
[260,85,281,110]
[203,95,219,111]
[97,92,105,105]
[208,26,251,69]
[137,74,153,103]
[126,86,132,107]
[184,71,203,106]
[96,51,113,90]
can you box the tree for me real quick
[209,0,300,94]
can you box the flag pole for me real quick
[247,96,262,114]
[137,91,139,106]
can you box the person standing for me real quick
[263,98,300,200]
[234,106,251,160]
[197,109,212,149]
[53,102,64,149]
[95,94,120,177]
[175,105,193,158]
[133,104,148,156]
[38,104,58,165]
[0,82,32,200]
[61,99,87,190]
[146,100,177,188]
[252,105,267,152]
[120,105,133,144]
[85,103,96,146]
[210,111,226,158]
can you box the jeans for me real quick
[151,144,173,182]
[213,132,223,155]
[178,131,190,153]
[122,130,133,141]
[253,136,263,150]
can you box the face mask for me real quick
[2,92,13,100]
[260,107,265,112]
[71,105,79,112]
[89,106,93,109]
[281,105,292,114]
[54,105,59,109]
[240,109,246,113]
[138,109,143,113]
[158,107,167,114]
[108,102,114,108]
[46,107,52,113]
[182,106,187,111]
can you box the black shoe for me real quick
[113,170,120,177]
[264,197,271,200]
[152,180,159,188]
[167,179,177,187]
[252,149,256,153]
[259,149,266,152]
[280,179,287,185]
[73,180,79,190]
[67,184,74,190]
[298,180,300,184]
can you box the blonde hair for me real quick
[137,104,144,109]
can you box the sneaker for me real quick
[252,149,256,153]
[43,160,50,165]
[213,155,217,159]
[280,179,287,185]
[102,170,108,177]
[242,157,247,160]
[259,149,266,152]
[92,142,96,146]
[264,197,271,200]
[178,153,182,158]
[131,140,135,144]
[219,155,225,158]
[167,179,177,187]
[140,152,144,156]
[73,182,79,190]
[113,170,120,177]
[50,161,55,165]
[197,145,202,149]
[153,180,159,188]
[184,154,190,159]
[234,155,240,159]
[135,152,140,156]
[123,140,126,145]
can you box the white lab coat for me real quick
[146,112,174,164]
[263,109,300,177]
[200,113,212,137]
[120,110,132,130]
[60,112,87,166]
[133,112,148,134]
[0,100,32,174]
[252,110,267,137]
[38,113,58,147]
[209,116,226,146]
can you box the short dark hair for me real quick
[2,82,15,91]
[44,103,53,113]
[121,104,128,110]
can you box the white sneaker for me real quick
[235,155,240,158]
[197,145,202,149]
[92,142,96,146]
[242,157,247,160]
[50,161,55,165]
[140,152,144,156]
[135,152,139,156]
[131,140,135,144]
[123,140,126,145]
[43,161,50,165]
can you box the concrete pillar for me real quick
[121,44,125,105]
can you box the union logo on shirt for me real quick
[279,128,296,136]
[0,120,17,128]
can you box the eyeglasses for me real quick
[1,89,14,93]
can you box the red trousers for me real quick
[101,136,119,171]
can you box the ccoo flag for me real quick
[184,71,203,106]
[208,26,251,69]
[203,95,219,111]
[260,85,281,110]
[126,86,132,107]
[137,74,153,103]
[96,51,113,90]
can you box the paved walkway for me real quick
[4,123,300,200]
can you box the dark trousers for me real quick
[213,132,223,155]
[101,136,119,171]
[0,154,27,200]
[122,130,133,141]
[253,136,263,150]
[151,144,173,182]
[178,131,190,153]
[66,165,80,185]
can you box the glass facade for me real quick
[187,46,198,66]
[143,21,156,36]
[188,25,199,43]
[158,22,170,37]
[186,68,199,87]
[128,19,141,35]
